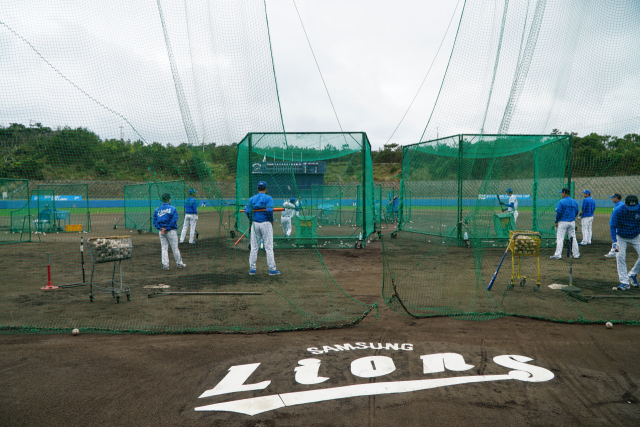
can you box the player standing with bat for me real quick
[610,195,640,290]
[550,188,580,260]
[245,181,280,276]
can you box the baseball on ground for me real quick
[72,328,80,335]
[605,322,613,329]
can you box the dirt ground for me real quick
[1,210,640,426]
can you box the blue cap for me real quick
[610,193,622,200]
[189,189,197,194]
[582,189,591,195]
[257,181,267,189]
[290,197,295,203]
[506,188,513,193]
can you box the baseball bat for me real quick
[239,208,284,212]
[496,194,506,212]
[234,228,250,246]
[487,244,511,291]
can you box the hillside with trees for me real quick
[1,124,638,182]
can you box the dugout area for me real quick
[234,132,376,249]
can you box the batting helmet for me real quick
[506,188,513,193]
[161,193,172,202]
[189,189,197,194]
[290,197,296,203]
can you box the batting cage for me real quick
[399,134,571,246]
[0,179,31,244]
[235,132,376,249]
[115,180,185,234]
[37,183,91,233]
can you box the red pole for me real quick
[42,253,59,291]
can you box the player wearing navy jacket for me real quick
[610,195,640,290]
[550,188,580,259]
[245,181,280,276]
[180,189,198,244]
[578,189,595,245]
[153,193,185,270]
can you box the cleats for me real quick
[549,255,561,260]
[616,283,630,291]
[249,269,256,275]
[269,270,281,276]
[630,274,639,287]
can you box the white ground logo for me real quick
[195,346,554,416]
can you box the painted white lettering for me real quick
[334,344,357,351]
[307,347,324,355]
[369,343,383,350]
[195,375,513,415]
[199,363,270,399]
[493,355,555,382]
[294,359,330,385]
[351,356,396,378]
[420,353,474,374]
[401,344,413,351]
[385,343,399,351]
[355,342,368,349]
[322,345,339,353]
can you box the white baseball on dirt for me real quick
[72,328,80,335]
[605,322,613,329]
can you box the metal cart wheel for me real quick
[355,241,363,249]
[230,230,236,238]
[89,295,94,302]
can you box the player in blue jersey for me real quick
[610,195,640,290]
[245,181,280,276]
[180,189,198,244]
[550,188,580,259]
[605,193,625,258]
[153,193,186,270]
[578,189,596,245]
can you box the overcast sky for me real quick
[1,0,637,151]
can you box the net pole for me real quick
[533,148,539,231]
[457,134,463,244]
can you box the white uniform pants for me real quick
[580,216,593,244]
[250,222,276,271]
[160,229,183,268]
[281,216,292,237]
[510,210,519,226]
[616,234,640,285]
[553,221,580,257]
[180,214,198,243]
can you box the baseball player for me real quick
[605,193,625,258]
[505,188,518,225]
[281,197,296,237]
[578,189,595,245]
[245,181,280,276]
[550,188,580,259]
[153,193,186,270]
[36,204,53,231]
[388,196,399,222]
[180,189,198,244]
[610,195,640,290]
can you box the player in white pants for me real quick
[245,181,280,275]
[505,188,519,225]
[551,188,580,259]
[153,193,186,270]
[610,195,640,290]
[281,197,296,237]
[605,193,625,257]
[578,189,595,245]
[180,189,198,244]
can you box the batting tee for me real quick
[235,132,375,249]
[0,179,31,244]
[115,180,185,233]
[399,134,572,247]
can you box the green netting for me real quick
[384,133,640,324]
[0,179,30,244]
[117,180,185,234]
[235,132,376,249]
[0,2,376,334]
[37,184,90,233]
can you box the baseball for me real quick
[605,322,613,329]
[72,328,80,335]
